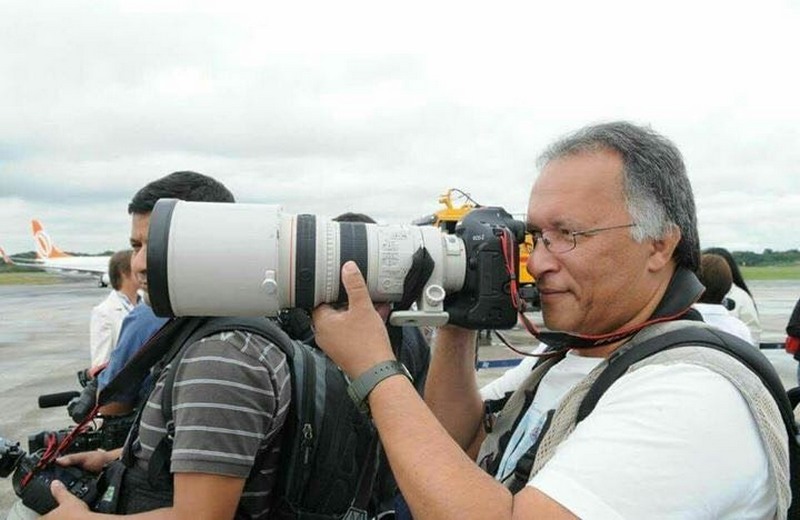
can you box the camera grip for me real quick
[19,465,98,514]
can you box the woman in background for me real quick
[704,247,762,345]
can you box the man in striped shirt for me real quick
[34,172,292,520]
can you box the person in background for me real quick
[95,302,168,415]
[785,297,800,385]
[89,250,140,368]
[694,253,754,345]
[705,246,762,345]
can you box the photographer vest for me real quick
[477,320,798,520]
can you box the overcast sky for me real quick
[1,0,798,255]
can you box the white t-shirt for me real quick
[694,303,755,346]
[479,345,776,519]
[527,363,775,519]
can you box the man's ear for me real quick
[647,225,681,272]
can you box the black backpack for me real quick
[138,316,384,520]
[497,326,800,518]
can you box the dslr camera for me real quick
[27,414,135,455]
[31,377,134,455]
[0,436,97,514]
[147,199,527,328]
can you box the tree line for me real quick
[732,249,800,267]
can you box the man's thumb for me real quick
[50,480,69,502]
[341,261,369,307]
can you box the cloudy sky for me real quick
[1,0,798,255]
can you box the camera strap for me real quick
[22,319,208,483]
[97,318,208,407]
[395,246,435,312]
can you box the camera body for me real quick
[147,200,526,329]
[0,437,97,514]
[444,207,526,329]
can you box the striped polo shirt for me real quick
[133,329,291,518]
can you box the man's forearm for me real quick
[424,327,485,453]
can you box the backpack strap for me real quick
[117,317,211,469]
[99,317,209,407]
[577,326,795,428]
[341,434,381,520]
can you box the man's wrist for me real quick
[348,360,413,413]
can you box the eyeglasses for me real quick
[524,223,636,254]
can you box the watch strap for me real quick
[348,360,412,413]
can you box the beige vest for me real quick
[477,320,791,519]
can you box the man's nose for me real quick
[528,243,558,278]
[131,247,146,275]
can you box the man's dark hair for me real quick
[107,249,133,290]
[128,171,235,214]
[333,212,377,224]
[703,246,753,298]
[538,121,700,272]
[698,253,733,304]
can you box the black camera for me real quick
[0,436,98,514]
[147,200,526,329]
[27,414,135,455]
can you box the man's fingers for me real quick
[55,454,75,466]
[340,261,371,308]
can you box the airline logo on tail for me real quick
[32,219,71,260]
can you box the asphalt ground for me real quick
[0,278,797,514]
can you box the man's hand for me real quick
[55,448,120,474]
[312,261,395,378]
[41,480,91,519]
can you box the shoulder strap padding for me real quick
[577,324,795,430]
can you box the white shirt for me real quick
[89,290,136,367]
[694,303,755,346]
[726,284,762,345]
[529,363,775,519]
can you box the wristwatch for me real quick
[347,360,413,414]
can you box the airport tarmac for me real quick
[0,278,797,513]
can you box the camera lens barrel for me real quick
[147,200,466,318]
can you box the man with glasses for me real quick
[312,121,788,519]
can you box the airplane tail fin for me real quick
[0,246,13,264]
[32,219,72,259]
